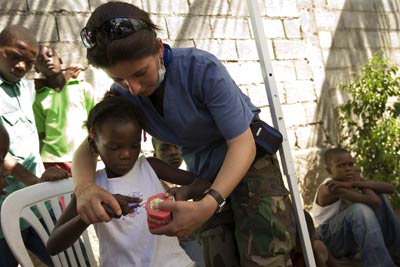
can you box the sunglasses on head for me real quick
[80,17,152,49]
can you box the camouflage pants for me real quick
[198,154,296,267]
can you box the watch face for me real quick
[216,200,226,214]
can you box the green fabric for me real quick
[0,77,45,239]
[199,154,296,267]
[33,79,95,162]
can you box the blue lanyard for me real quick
[162,43,172,66]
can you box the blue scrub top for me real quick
[113,45,260,180]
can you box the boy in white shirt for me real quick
[311,148,400,266]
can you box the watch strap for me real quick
[203,188,226,213]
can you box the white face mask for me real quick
[154,61,166,89]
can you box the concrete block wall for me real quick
[1,0,399,207]
[298,0,400,206]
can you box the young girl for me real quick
[47,96,209,267]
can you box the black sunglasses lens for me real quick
[82,18,150,47]
[80,28,96,48]
[103,18,134,39]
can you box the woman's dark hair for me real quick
[85,1,161,67]
[86,95,144,137]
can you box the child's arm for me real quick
[46,194,89,255]
[4,153,70,186]
[352,180,395,194]
[5,153,39,185]
[147,157,211,200]
[319,181,381,208]
[147,157,200,185]
[47,192,141,255]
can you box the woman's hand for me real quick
[75,183,122,224]
[149,194,217,239]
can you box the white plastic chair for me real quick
[1,178,97,267]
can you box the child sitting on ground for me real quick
[46,96,211,267]
[291,210,343,267]
[311,147,400,266]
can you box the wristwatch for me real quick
[203,188,226,214]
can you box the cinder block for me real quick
[285,80,316,104]
[324,69,352,91]
[326,0,348,10]
[303,101,318,124]
[264,0,299,17]
[386,13,400,30]
[0,0,28,11]
[244,33,276,60]
[342,12,389,30]
[283,19,302,39]
[57,14,94,42]
[211,17,251,39]
[271,61,296,82]
[236,40,260,61]
[246,84,270,107]
[194,40,238,61]
[249,82,285,108]
[295,125,325,149]
[390,49,400,66]
[293,148,327,196]
[230,0,267,17]
[166,16,211,39]
[224,62,263,85]
[282,103,308,127]
[313,0,328,8]
[27,0,89,12]
[263,19,285,39]
[319,31,332,48]
[0,14,58,42]
[143,0,189,15]
[374,0,399,12]
[350,0,375,11]
[53,42,87,68]
[349,49,373,67]
[358,30,391,48]
[332,30,360,48]
[322,48,352,68]
[315,9,344,30]
[274,40,308,60]
[187,0,230,16]
[89,0,142,11]
[149,15,168,39]
[258,108,273,125]
[294,60,313,80]
[389,31,400,48]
